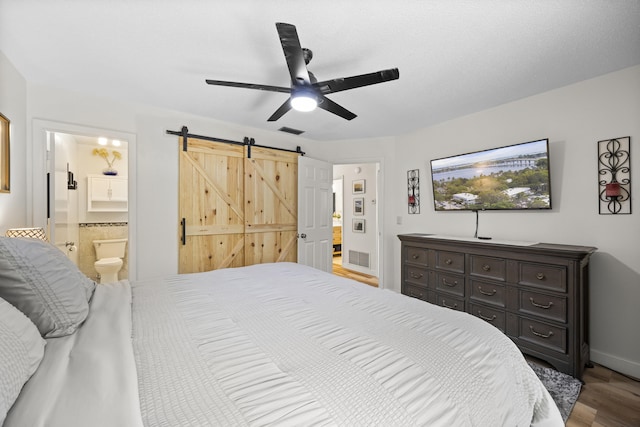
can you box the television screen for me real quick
[430,139,551,211]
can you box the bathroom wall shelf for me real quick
[87,175,128,212]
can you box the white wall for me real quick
[6,44,639,378]
[24,82,315,281]
[0,50,27,231]
[334,163,378,276]
[320,65,640,378]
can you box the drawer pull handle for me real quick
[482,264,491,271]
[536,272,546,280]
[412,254,420,260]
[410,272,424,279]
[529,297,554,309]
[442,300,457,309]
[529,326,554,339]
[478,286,496,296]
[442,278,458,287]
[444,258,453,265]
[478,311,497,322]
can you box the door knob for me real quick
[300,233,307,239]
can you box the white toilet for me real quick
[93,238,127,284]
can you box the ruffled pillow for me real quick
[0,297,46,424]
[0,236,96,337]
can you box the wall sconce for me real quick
[407,169,420,214]
[598,136,631,215]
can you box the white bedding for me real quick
[4,280,143,427]
[131,262,563,426]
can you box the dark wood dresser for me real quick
[398,233,596,378]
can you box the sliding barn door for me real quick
[179,138,245,273]
[244,146,298,265]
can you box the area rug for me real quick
[528,362,582,422]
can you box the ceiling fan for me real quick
[206,22,399,121]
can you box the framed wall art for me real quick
[353,197,364,215]
[352,179,365,194]
[407,169,419,214]
[598,136,631,214]
[0,113,9,193]
[352,218,365,233]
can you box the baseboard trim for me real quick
[590,349,640,380]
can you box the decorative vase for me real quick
[103,167,118,176]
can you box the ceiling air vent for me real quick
[278,126,305,135]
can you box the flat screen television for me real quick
[430,138,551,211]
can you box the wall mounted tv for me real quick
[430,138,551,211]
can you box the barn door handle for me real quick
[181,218,186,245]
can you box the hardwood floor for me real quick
[331,258,640,426]
[332,256,378,287]
[567,363,640,427]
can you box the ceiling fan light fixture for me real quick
[290,89,318,112]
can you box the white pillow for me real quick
[0,297,46,424]
[0,236,96,337]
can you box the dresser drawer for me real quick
[436,294,465,312]
[435,272,465,297]
[518,290,567,323]
[405,284,429,302]
[469,255,506,281]
[435,250,465,273]
[470,279,506,308]
[519,263,567,292]
[518,317,567,354]
[470,303,505,332]
[406,247,429,266]
[405,266,428,285]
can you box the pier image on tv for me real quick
[430,139,551,211]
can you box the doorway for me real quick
[332,162,381,287]
[31,120,136,281]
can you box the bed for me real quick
[0,236,563,426]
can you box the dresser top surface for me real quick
[398,233,597,257]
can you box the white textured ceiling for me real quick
[1,0,639,141]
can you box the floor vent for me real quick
[278,126,305,135]
[348,250,370,268]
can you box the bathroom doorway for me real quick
[31,120,136,281]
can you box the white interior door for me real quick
[297,156,333,272]
[49,132,80,263]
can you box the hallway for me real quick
[332,256,378,287]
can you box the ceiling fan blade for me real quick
[267,98,293,121]
[317,96,357,120]
[314,68,399,95]
[206,79,291,94]
[275,22,311,85]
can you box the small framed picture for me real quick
[352,218,365,233]
[353,197,364,215]
[352,179,365,194]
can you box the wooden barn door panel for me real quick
[179,138,245,273]
[244,146,298,265]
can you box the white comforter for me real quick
[131,262,563,426]
[4,281,143,427]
